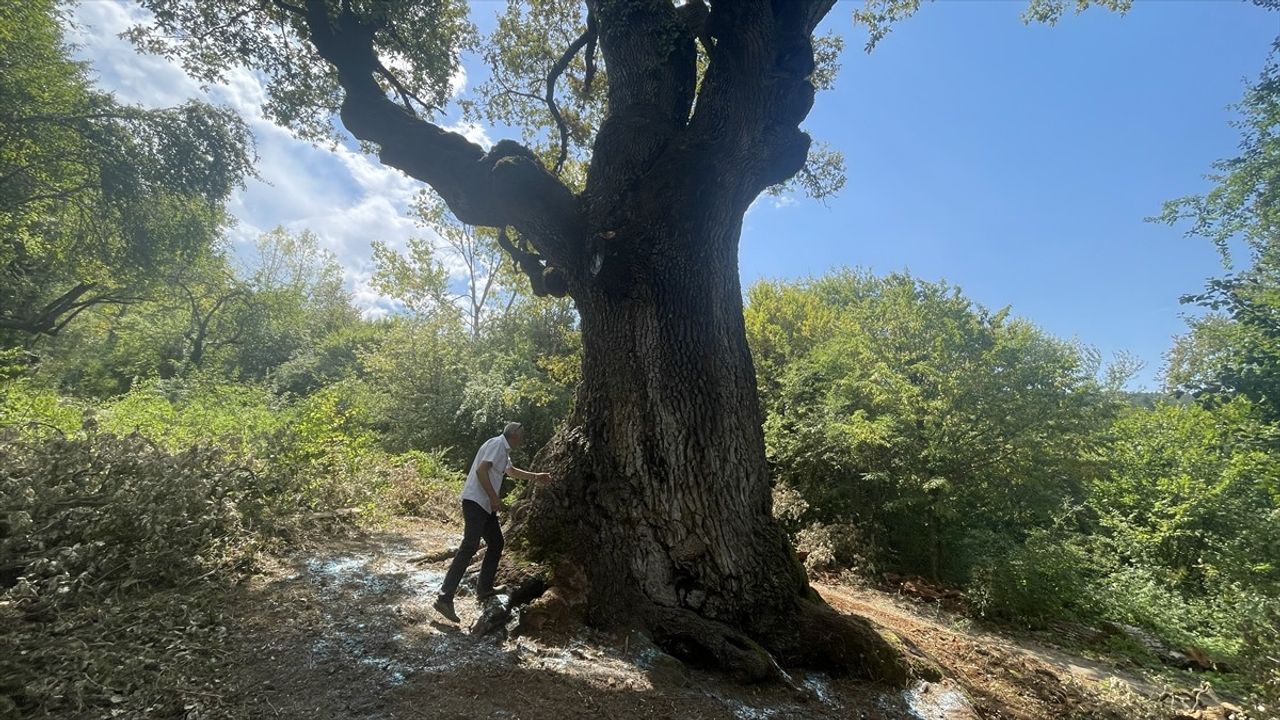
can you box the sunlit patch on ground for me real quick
[900,681,977,719]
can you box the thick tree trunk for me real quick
[511,206,920,683]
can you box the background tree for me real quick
[413,192,509,338]
[0,0,252,348]
[1157,43,1280,425]
[232,228,360,381]
[746,270,1123,584]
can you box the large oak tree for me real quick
[130,0,1120,682]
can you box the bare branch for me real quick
[582,8,599,94]
[546,23,596,174]
[498,227,544,294]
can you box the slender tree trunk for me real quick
[928,504,941,584]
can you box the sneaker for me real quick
[433,596,460,623]
[476,584,508,601]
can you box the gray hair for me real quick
[503,422,524,438]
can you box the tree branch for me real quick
[582,8,599,95]
[298,0,584,269]
[546,23,596,174]
[679,0,837,206]
[497,227,567,298]
[0,282,148,339]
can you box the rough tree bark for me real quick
[294,0,929,684]
[514,210,917,683]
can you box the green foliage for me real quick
[364,315,470,454]
[462,0,603,172]
[232,228,361,381]
[370,235,453,320]
[1154,49,1280,262]
[1156,43,1280,426]
[852,0,1132,52]
[129,0,476,144]
[272,321,385,396]
[97,377,284,451]
[24,227,365,395]
[0,0,252,344]
[382,449,466,519]
[1099,402,1279,596]
[1167,216,1280,427]
[969,526,1097,624]
[749,269,1279,698]
[362,196,579,459]
[0,375,476,716]
[748,269,1120,583]
[1068,400,1280,670]
[0,378,84,437]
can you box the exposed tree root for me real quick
[411,546,486,565]
[474,553,936,693]
[470,572,549,637]
[645,605,784,684]
[779,596,938,685]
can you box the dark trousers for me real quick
[439,499,503,600]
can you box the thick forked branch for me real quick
[496,228,565,298]
[684,0,837,204]
[1,283,143,339]
[583,0,697,226]
[296,0,584,269]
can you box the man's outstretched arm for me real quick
[506,466,552,483]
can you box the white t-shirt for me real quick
[461,434,513,513]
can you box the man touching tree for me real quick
[435,422,551,623]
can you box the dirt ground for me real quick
[207,519,1241,720]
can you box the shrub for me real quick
[0,430,263,716]
[98,377,283,451]
[795,522,878,577]
[968,528,1097,625]
[1241,598,1280,707]
[383,449,465,520]
[0,378,85,437]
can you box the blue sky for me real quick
[71,1,1277,389]
[742,2,1277,388]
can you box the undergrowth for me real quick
[0,402,461,718]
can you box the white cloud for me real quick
[450,64,468,98]
[445,120,493,150]
[67,0,490,316]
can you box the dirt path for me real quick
[816,584,1174,719]
[209,520,1186,720]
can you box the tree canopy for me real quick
[0,0,253,347]
[1158,39,1280,423]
